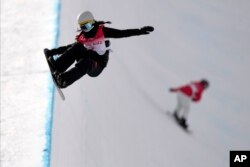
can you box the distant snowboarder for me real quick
[169,79,209,128]
[44,11,154,88]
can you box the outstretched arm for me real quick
[103,26,154,38]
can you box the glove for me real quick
[140,26,154,35]
[169,88,176,92]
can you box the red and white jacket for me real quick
[170,81,206,102]
[76,25,107,55]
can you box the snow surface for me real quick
[51,0,250,167]
[1,0,58,167]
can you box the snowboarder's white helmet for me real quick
[77,11,95,32]
[77,11,94,25]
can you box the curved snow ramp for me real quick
[50,0,250,167]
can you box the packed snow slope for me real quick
[50,0,250,167]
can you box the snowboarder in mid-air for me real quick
[44,11,154,88]
[169,79,209,128]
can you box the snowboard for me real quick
[166,111,190,133]
[44,49,65,101]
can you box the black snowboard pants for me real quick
[50,42,109,87]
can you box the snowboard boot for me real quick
[179,118,188,128]
[44,48,53,58]
[48,56,57,71]
[44,48,57,71]
[53,72,67,88]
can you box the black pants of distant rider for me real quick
[50,42,109,87]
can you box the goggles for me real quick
[80,21,95,32]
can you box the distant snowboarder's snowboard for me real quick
[166,111,191,133]
[43,49,65,101]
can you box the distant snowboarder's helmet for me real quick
[77,11,95,32]
[201,79,209,89]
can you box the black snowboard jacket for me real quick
[61,23,148,53]
[78,21,147,39]
[93,25,144,38]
